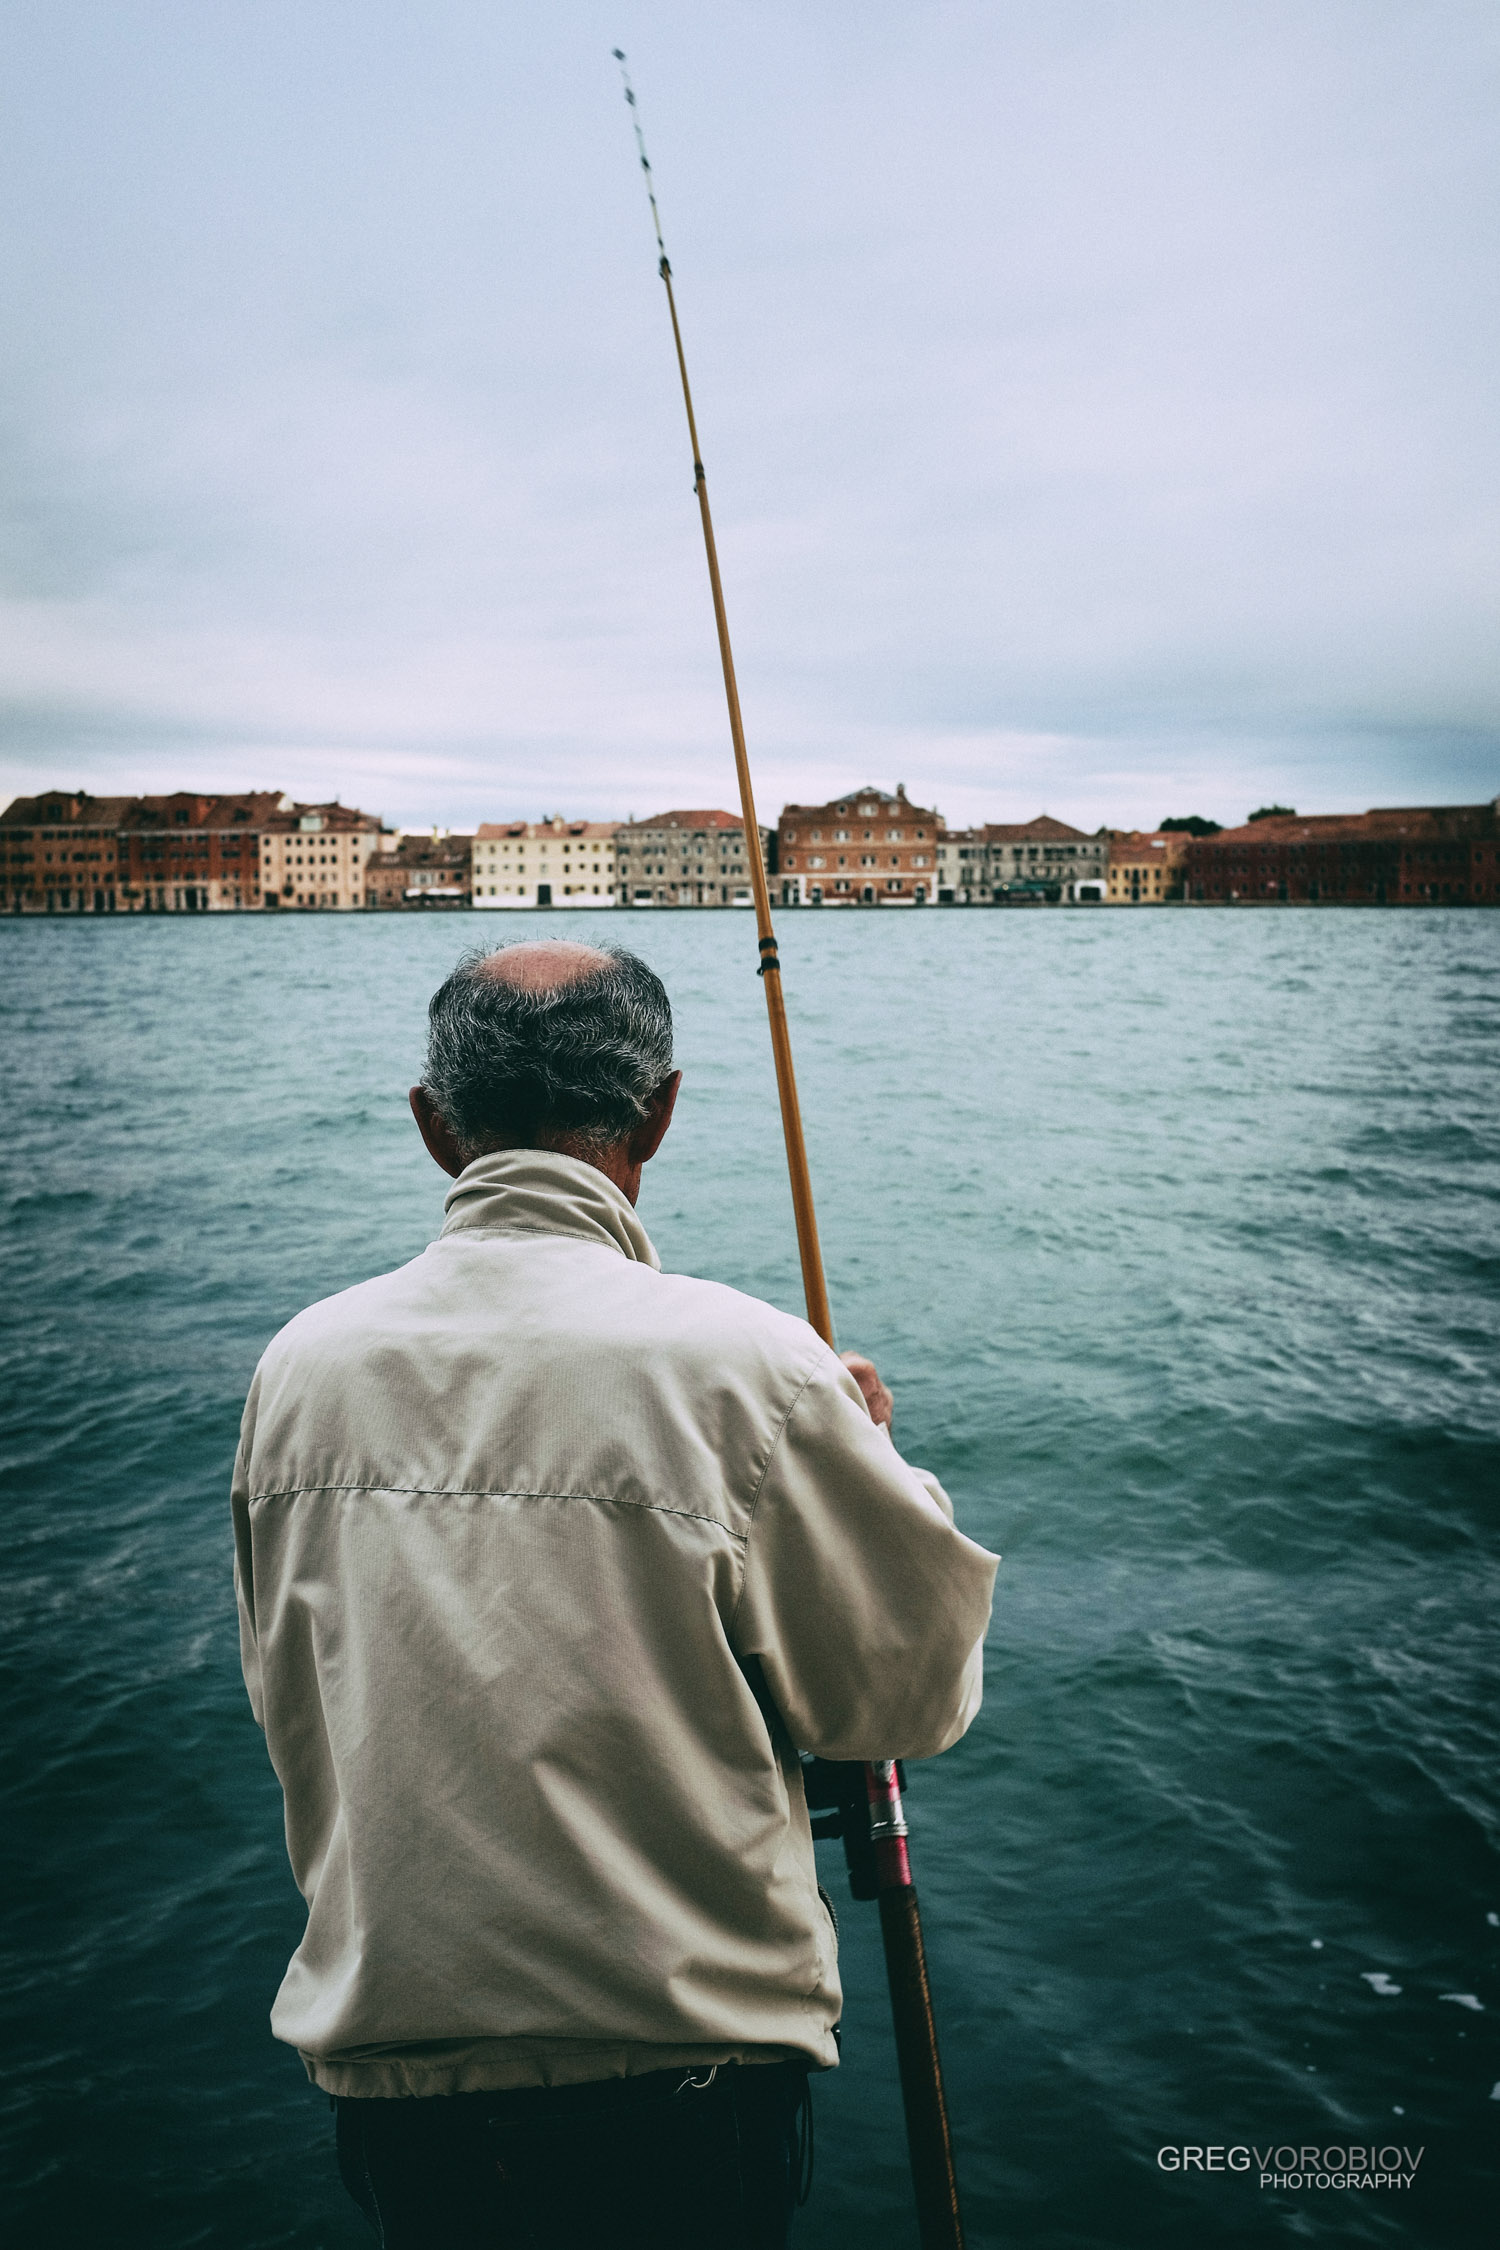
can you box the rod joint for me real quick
[868,1807,910,1841]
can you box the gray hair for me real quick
[421,943,674,1158]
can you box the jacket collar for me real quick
[439,1148,661,1269]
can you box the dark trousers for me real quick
[334,2059,812,2249]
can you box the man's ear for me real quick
[628,1071,682,1171]
[409,1085,469,1179]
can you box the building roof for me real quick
[475,819,620,839]
[780,785,939,822]
[3,788,291,830]
[983,815,1094,843]
[622,810,749,832]
[261,799,381,834]
[1109,830,1185,862]
[375,836,472,869]
[1,790,137,828]
[1189,801,1499,849]
[1,789,386,832]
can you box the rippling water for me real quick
[2,907,1496,2248]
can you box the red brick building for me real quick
[779,785,940,904]
[0,790,132,913]
[1182,801,1500,906]
[0,788,383,912]
[119,791,288,911]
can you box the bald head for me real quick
[411,940,679,1201]
[474,940,612,994]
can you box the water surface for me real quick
[2,907,1495,2247]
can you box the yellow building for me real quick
[260,801,384,909]
[1107,830,1187,904]
[471,818,619,908]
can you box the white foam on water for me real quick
[1361,1972,1402,1996]
[1438,1992,1483,2011]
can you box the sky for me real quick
[1,0,1496,833]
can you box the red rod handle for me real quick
[865,1762,965,2250]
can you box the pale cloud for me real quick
[0,0,1495,831]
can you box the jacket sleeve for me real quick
[231,1370,265,1730]
[730,1356,998,1760]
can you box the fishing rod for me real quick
[613,53,964,2250]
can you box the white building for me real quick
[471,818,619,908]
[935,815,1109,903]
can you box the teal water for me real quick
[1,908,1496,2248]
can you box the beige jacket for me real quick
[233,1151,997,2098]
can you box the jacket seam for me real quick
[726,1356,827,1636]
[436,1223,638,1256]
[245,1483,746,1540]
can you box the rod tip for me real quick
[612,47,626,60]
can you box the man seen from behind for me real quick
[232,940,998,2248]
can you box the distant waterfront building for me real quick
[983,817,1108,901]
[616,811,767,907]
[259,802,384,910]
[0,788,380,913]
[779,786,939,905]
[472,818,619,908]
[934,815,1109,902]
[1182,802,1500,906]
[1107,830,1188,904]
[932,827,987,905]
[365,833,473,909]
[2,790,145,914]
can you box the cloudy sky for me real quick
[1,1,1496,831]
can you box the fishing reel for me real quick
[800,1757,908,1903]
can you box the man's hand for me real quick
[840,1351,893,1431]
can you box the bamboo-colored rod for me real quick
[658,258,834,1347]
[646,202,964,2250]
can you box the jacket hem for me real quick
[300,2034,835,2099]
